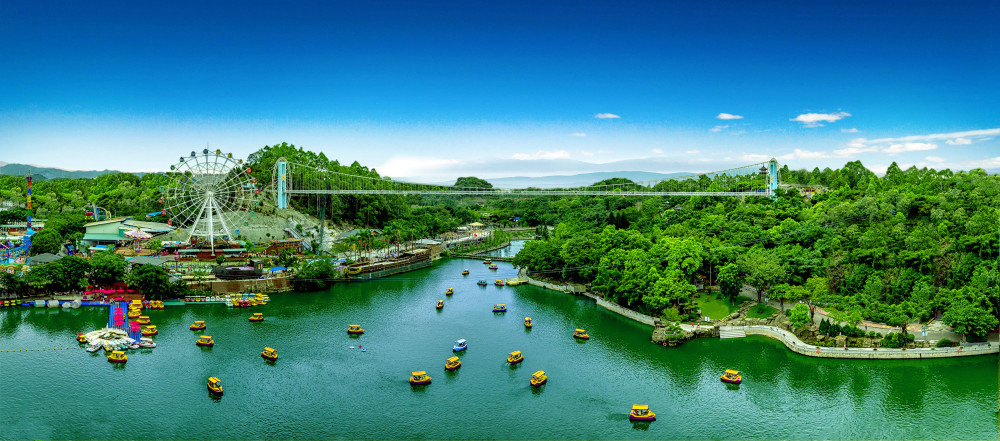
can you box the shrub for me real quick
[935,338,955,348]
[867,331,878,339]
[661,307,681,323]
[819,318,829,334]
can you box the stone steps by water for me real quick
[719,327,746,339]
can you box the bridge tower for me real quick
[768,158,779,196]
[277,159,288,209]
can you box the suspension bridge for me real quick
[267,158,781,209]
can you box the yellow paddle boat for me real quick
[629,404,656,421]
[409,371,431,385]
[445,356,461,371]
[436,300,444,310]
[76,332,88,343]
[196,335,214,347]
[462,269,469,275]
[721,369,742,384]
[483,258,492,264]
[136,316,151,325]
[190,320,206,331]
[141,325,158,336]
[207,377,223,395]
[445,288,454,296]
[494,279,504,286]
[492,304,506,312]
[347,324,364,335]
[530,370,547,386]
[261,347,278,361]
[524,317,532,328]
[249,313,264,322]
[107,350,127,364]
[489,264,498,270]
[573,329,590,339]
[127,309,141,319]
[507,350,523,364]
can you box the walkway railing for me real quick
[737,325,998,359]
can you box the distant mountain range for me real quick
[484,171,694,188]
[0,163,143,180]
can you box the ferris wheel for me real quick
[160,149,261,250]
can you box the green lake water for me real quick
[1,249,997,440]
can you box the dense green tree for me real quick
[125,265,176,300]
[29,229,62,255]
[717,264,741,304]
[89,251,126,286]
[454,177,494,188]
[942,299,999,341]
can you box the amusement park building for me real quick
[82,217,175,247]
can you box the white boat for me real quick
[85,344,101,353]
[138,337,156,348]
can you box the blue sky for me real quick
[1,1,998,180]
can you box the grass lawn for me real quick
[693,292,744,320]
[746,303,778,319]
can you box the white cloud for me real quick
[594,113,620,119]
[925,156,946,163]
[569,132,587,137]
[685,149,700,154]
[841,128,859,133]
[710,125,729,132]
[791,149,831,159]
[716,113,743,120]
[945,138,971,145]
[512,150,572,160]
[742,153,770,162]
[651,148,664,154]
[790,111,851,127]
[884,142,938,155]
[868,128,1000,144]
[579,151,594,157]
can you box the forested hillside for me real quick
[513,161,999,340]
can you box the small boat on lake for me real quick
[494,279,504,286]
[85,343,101,352]
[409,371,431,385]
[207,377,224,395]
[76,333,88,344]
[492,304,506,313]
[138,337,156,348]
[477,279,488,286]
[261,347,278,361]
[347,324,365,335]
[196,335,214,347]
[530,370,547,386]
[445,356,462,371]
[573,329,590,340]
[141,325,158,336]
[483,258,492,264]
[462,269,469,275]
[507,351,523,364]
[190,320,206,331]
[136,316,151,325]
[721,369,742,384]
[445,288,454,296]
[524,317,532,328]
[629,404,656,421]
[453,339,468,352]
[249,313,264,322]
[436,300,444,310]
[107,350,127,364]
[488,264,498,270]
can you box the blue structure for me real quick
[277,160,288,209]
[768,158,779,198]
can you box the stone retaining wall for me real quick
[595,298,656,327]
[743,325,998,359]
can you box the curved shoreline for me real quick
[518,270,998,359]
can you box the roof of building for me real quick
[468,222,485,227]
[84,217,130,228]
[122,220,175,233]
[83,233,123,242]
[29,253,63,265]
[416,239,441,245]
